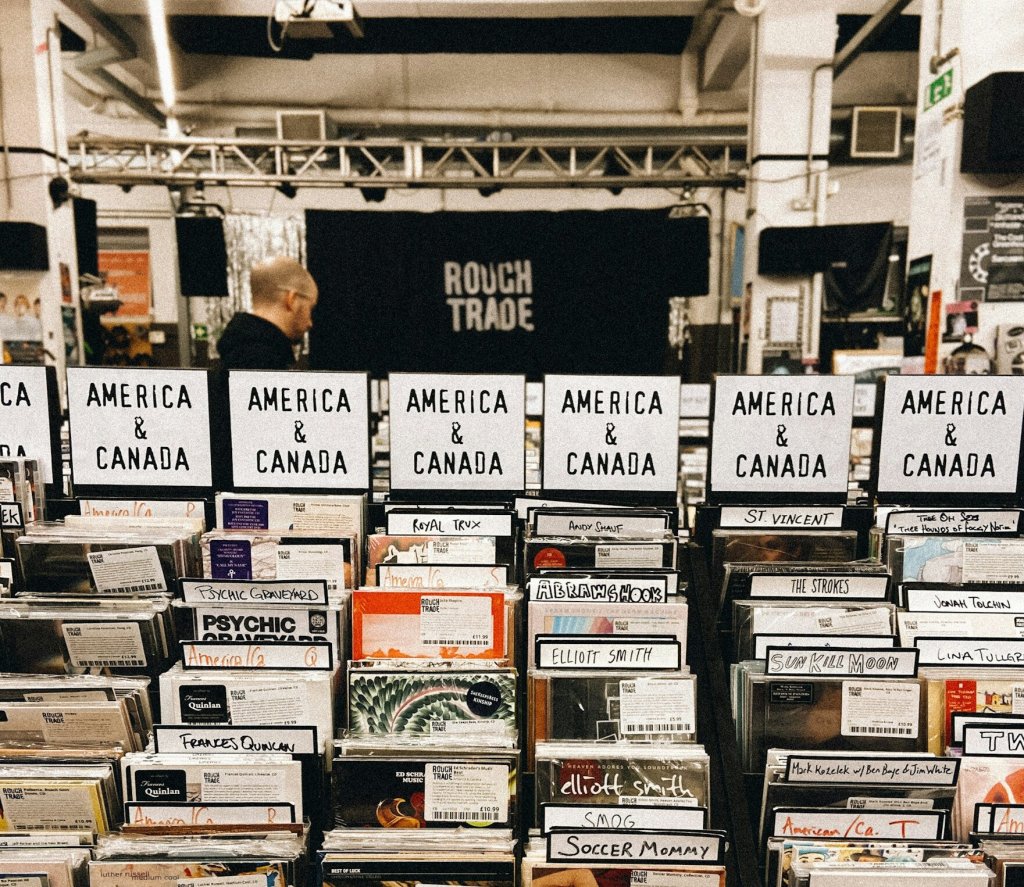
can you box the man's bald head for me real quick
[248,256,318,343]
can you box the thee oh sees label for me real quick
[228,371,369,490]
[0,367,54,482]
[876,376,1024,496]
[388,373,525,492]
[67,368,212,487]
[710,376,854,496]
[542,375,681,494]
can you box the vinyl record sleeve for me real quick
[366,535,511,575]
[88,859,290,887]
[521,862,725,887]
[0,775,113,833]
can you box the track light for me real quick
[276,182,298,199]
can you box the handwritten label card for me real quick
[388,373,525,492]
[542,375,681,495]
[963,724,1024,756]
[546,829,724,865]
[153,724,318,755]
[784,755,959,786]
[719,506,843,529]
[765,647,917,678]
[915,636,1024,666]
[875,376,1024,498]
[750,574,890,600]
[886,509,1022,535]
[710,376,854,498]
[535,635,681,670]
[67,368,213,489]
[181,640,333,670]
[228,371,369,490]
[769,808,945,840]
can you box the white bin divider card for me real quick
[542,374,681,496]
[708,375,855,501]
[66,367,213,492]
[388,373,525,493]
[873,375,1024,503]
[0,366,62,489]
[227,370,370,491]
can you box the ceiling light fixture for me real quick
[146,0,177,119]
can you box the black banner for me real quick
[306,209,709,375]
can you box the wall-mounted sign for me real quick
[873,376,1024,501]
[709,375,855,501]
[388,373,525,493]
[542,375,680,495]
[228,370,369,491]
[0,366,61,487]
[67,367,213,491]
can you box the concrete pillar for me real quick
[743,0,837,373]
[0,0,82,377]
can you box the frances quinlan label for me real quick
[876,376,1024,495]
[227,371,370,490]
[710,376,855,496]
[66,368,213,487]
[388,373,526,492]
[542,375,681,494]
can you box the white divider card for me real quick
[753,634,896,660]
[709,376,855,498]
[975,804,1024,834]
[963,724,1024,756]
[540,803,707,835]
[375,563,510,588]
[719,505,844,529]
[904,586,1024,613]
[388,373,525,492]
[951,713,1024,746]
[180,579,329,606]
[874,376,1024,499]
[680,383,711,418]
[886,508,1023,535]
[124,802,297,826]
[227,370,370,490]
[545,829,725,866]
[769,808,946,840]
[180,640,334,670]
[66,367,213,489]
[153,724,318,755]
[765,647,918,678]
[915,636,1024,666]
[542,375,681,495]
[750,573,890,600]
[386,510,514,536]
[80,498,205,520]
[784,755,959,786]
[528,575,670,603]
[535,635,681,670]
[532,510,671,537]
[0,366,60,484]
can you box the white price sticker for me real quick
[423,763,508,823]
[276,544,349,592]
[595,544,664,568]
[841,681,920,739]
[61,622,147,668]
[619,679,695,734]
[86,546,167,594]
[420,596,493,648]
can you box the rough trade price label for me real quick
[388,373,526,492]
[542,375,681,494]
[875,376,1024,496]
[228,370,369,490]
[710,376,855,496]
[67,367,213,487]
[0,366,56,482]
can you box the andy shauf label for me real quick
[404,387,507,476]
[729,388,834,479]
[561,387,664,478]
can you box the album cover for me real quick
[366,535,511,575]
[521,864,725,887]
[0,700,138,751]
[175,600,345,655]
[711,530,858,594]
[89,859,291,887]
[0,848,89,887]
[0,765,117,833]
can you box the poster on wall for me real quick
[98,250,152,318]
[960,196,1024,302]
[306,209,710,376]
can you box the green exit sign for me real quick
[924,69,953,110]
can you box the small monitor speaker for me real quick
[175,216,229,297]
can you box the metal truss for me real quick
[67,134,746,190]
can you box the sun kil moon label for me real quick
[709,376,855,496]
[877,377,1024,495]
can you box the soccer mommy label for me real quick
[709,376,855,496]
[228,370,369,490]
[0,367,55,482]
[876,376,1024,496]
[66,367,213,487]
[388,373,526,492]
[542,375,681,494]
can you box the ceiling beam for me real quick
[834,0,914,78]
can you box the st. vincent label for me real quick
[875,376,1024,496]
[710,375,854,496]
[228,370,369,490]
[67,367,213,487]
[542,375,681,494]
[388,373,525,492]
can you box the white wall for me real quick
[826,164,913,228]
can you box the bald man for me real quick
[216,256,319,370]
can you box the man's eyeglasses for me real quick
[278,286,316,305]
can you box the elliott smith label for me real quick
[904,587,1024,613]
[753,634,895,660]
[388,373,526,492]
[180,579,329,606]
[710,376,855,496]
[750,574,889,599]
[386,511,514,536]
[0,366,55,482]
[886,509,1022,534]
[765,647,917,678]
[719,506,844,529]
[66,367,213,487]
[915,637,1024,666]
[545,829,724,865]
[785,756,959,786]
[770,808,945,840]
[528,576,669,603]
[540,803,706,835]
[875,376,1024,495]
[535,635,681,670]
[963,724,1024,756]
[227,370,370,490]
[542,375,681,494]
[154,725,318,755]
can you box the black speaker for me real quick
[0,222,49,270]
[962,72,1024,174]
[175,216,229,296]
[823,222,894,313]
[72,197,98,278]
[758,227,830,274]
